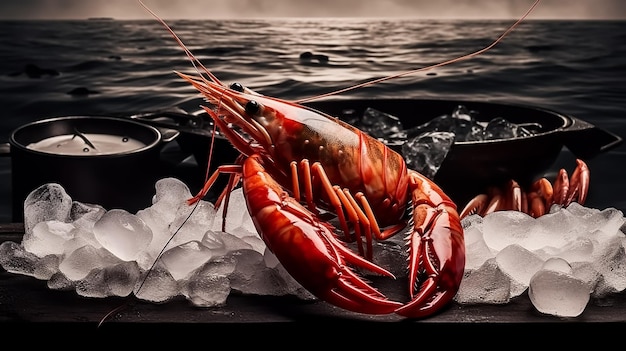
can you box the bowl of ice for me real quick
[304,98,622,205]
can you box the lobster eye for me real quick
[245,100,260,115]
[230,82,244,92]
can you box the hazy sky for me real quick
[0,0,624,20]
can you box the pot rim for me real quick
[9,115,163,158]
[304,97,573,144]
[452,101,572,146]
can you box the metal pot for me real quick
[304,98,622,205]
[7,116,179,222]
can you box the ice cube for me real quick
[571,261,601,295]
[201,230,228,251]
[565,201,600,218]
[139,196,215,270]
[561,204,625,244]
[461,213,483,231]
[133,261,179,303]
[33,254,60,280]
[134,177,193,263]
[358,107,407,142]
[482,210,536,251]
[212,187,264,254]
[534,237,596,263]
[240,205,258,235]
[586,207,625,238]
[160,240,213,281]
[92,209,153,262]
[76,261,140,299]
[150,177,193,225]
[184,273,232,308]
[454,258,511,305]
[58,245,122,281]
[212,187,249,233]
[534,206,586,250]
[463,225,495,271]
[450,105,475,139]
[541,257,573,274]
[63,227,103,256]
[228,225,266,254]
[591,236,626,295]
[0,241,39,277]
[263,248,280,268]
[227,249,278,295]
[167,199,217,249]
[495,244,545,298]
[22,220,76,258]
[47,271,75,291]
[104,261,142,297]
[75,268,108,298]
[401,131,454,179]
[483,117,515,140]
[69,201,106,231]
[136,207,173,266]
[528,266,591,318]
[202,230,254,256]
[182,255,236,307]
[226,247,313,299]
[404,114,455,137]
[23,183,73,234]
[484,117,531,140]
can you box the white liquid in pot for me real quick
[26,133,147,155]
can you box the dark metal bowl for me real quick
[304,98,622,204]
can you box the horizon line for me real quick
[1,16,624,21]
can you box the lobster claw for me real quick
[310,235,405,314]
[242,155,403,315]
[395,171,465,318]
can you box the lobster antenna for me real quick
[138,0,226,182]
[295,0,542,103]
[137,0,223,87]
[99,1,222,327]
[96,199,202,327]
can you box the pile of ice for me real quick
[0,178,315,307]
[1,177,625,318]
[456,204,626,317]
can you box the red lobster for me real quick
[138,0,542,318]
[178,75,465,317]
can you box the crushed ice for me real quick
[0,179,315,309]
[349,105,537,180]
[456,204,626,317]
[1,178,626,318]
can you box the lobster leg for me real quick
[243,154,403,314]
[460,159,590,219]
[526,177,553,217]
[460,179,523,218]
[290,159,377,259]
[394,170,465,318]
[561,158,590,206]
